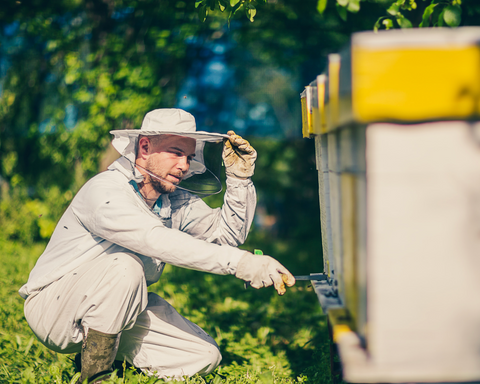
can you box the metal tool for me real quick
[293,274,328,281]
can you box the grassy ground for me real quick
[0,239,338,384]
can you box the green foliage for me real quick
[0,240,335,384]
[0,0,223,198]
[0,0,379,219]
[441,4,462,26]
[317,0,329,14]
[195,0,267,24]
[0,0,352,217]
[0,184,73,244]
[315,0,479,30]
[0,240,77,384]
[194,0,266,23]
[374,0,461,30]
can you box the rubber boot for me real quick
[79,328,121,384]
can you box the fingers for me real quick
[272,273,296,295]
[274,280,287,295]
[249,274,293,294]
[268,270,285,295]
[227,130,256,154]
[274,261,296,287]
[282,271,296,287]
[249,281,264,289]
[272,264,295,295]
[266,258,295,295]
[223,138,233,153]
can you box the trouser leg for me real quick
[116,292,222,379]
[24,253,221,379]
[24,252,148,354]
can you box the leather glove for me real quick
[235,252,296,295]
[222,130,257,179]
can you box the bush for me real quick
[0,185,73,244]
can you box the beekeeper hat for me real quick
[110,108,227,178]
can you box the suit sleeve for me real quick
[172,176,257,246]
[72,178,246,275]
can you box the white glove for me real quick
[235,252,296,295]
[222,130,257,179]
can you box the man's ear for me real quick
[137,136,151,160]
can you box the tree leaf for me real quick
[198,5,208,21]
[382,18,394,29]
[195,0,205,8]
[400,0,417,11]
[387,3,400,16]
[398,16,413,28]
[443,4,462,27]
[228,0,244,24]
[437,9,445,26]
[337,0,349,7]
[347,0,360,13]
[336,3,348,20]
[218,0,226,12]
[230,0,240,7]
[246,6,257,22]
[419,3,436,27]
[317,0,328,14]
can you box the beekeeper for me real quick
[19,108,295,383]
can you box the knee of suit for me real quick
[81,253,148,334]
[106,253,146,299]
[197,343,223,376]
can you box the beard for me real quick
[149,175,177,194]
[145,158,181,194]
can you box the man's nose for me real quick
[177,156,190,172]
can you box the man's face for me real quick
[146,135,196,194]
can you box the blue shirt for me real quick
[129,180,162,215]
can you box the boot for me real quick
[79,328,121,384]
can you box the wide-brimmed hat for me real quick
[110,108,228,178]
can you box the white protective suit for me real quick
[19,153,256,378]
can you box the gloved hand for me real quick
[222,130,257,179]
[235,252,296,295]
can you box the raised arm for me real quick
[172,132,257,246]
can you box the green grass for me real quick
[0,239,336,383]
